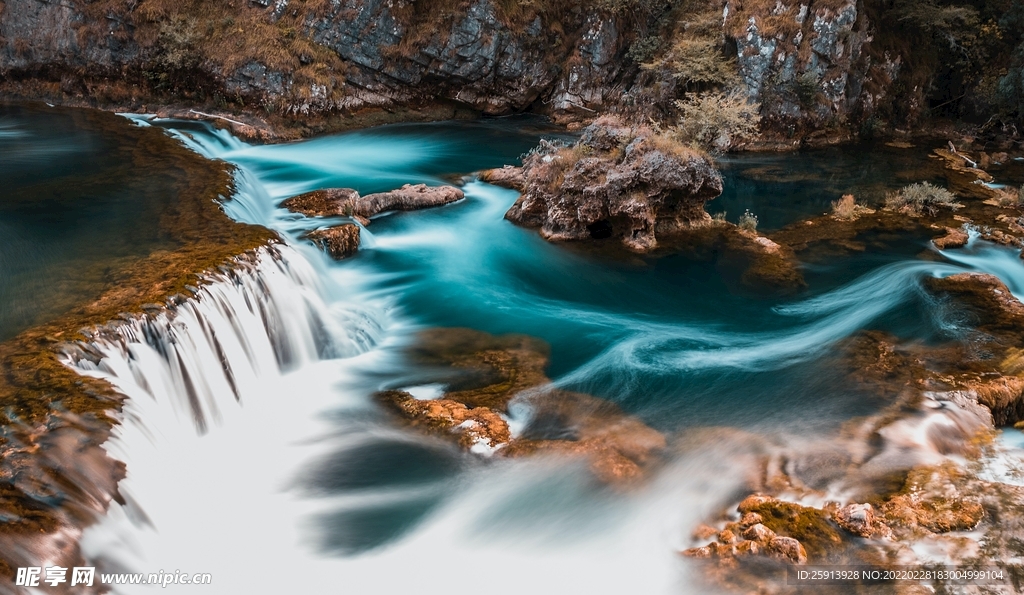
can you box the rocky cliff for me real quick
[1,0,1020,141]
[0,0,637,129]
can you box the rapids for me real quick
[39,114,1024,593]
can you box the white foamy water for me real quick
[62,239,719,595]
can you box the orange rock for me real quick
[479,166,526,191]
[742,523,776,543]
[692,524,719,541]
[375,390,511,451]
[718,529,737,544]
[834,503,890,538]
[681,545,713,559]
[766,536,807,564]
[932,227,969,250]
[281,188,359,217]
[739,512,764,527]
[735,540,761,556]
[738,494,775,513]
[305,224,360,260]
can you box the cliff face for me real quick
[0,0,633,122]
[724,0,884,137]
[304,0,628,114]
[0,0,1019,140]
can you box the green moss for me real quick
[747,501,846,560]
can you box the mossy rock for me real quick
[742,499,846,560]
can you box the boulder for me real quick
[834,503,889,538]
[375,390,512,453]
[766,536,807,564]
[282,188,359,217]
[505,117,723,252]
[358,184,465,217]
[282,184,464,221]
[742,523,776,543]
[305,224,360,260]
[932,227,969,250]
[480,166,526,191]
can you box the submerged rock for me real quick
[502,389,667,484]
[305,223,360,260]
[505,117,723,252]
[281,184,464,221]
[376,390,511,452]
[375,327,665,483]
[880,465,986,534]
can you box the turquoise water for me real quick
[9,109,1024,592]
[714,144,949,230]
[167,118,982,434]
[153,117,1024,572]
[0,104,185,340]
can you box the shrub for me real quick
[712,211,727,223]
[995,184,1024,208]
[674,91,761,152]
[831,194,873,220]
[650,38,740,88]
[884,182,962,216]
[831,194,857,219]
[628,36,663,63]
[595,0,663,16]
[794,72,820,108]
[738,209,758,232]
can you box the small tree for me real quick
[674,91,761,153]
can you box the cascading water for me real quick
[62,245,383,433]
[55,115,1024,593]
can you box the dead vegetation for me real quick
[830,194,874,221]
[640,0,739,90]
[884,182,963,216]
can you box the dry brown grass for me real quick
[995,185,1024,208]
[641,0,739,89]
[645,130,706,161]
[646,37,740,87]
[724,0,803,43]
[830,194,875,220]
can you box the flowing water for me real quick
[4,108,1024,593]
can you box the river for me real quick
[3,105,1023,593]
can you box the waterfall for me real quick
[61,244,383,433]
